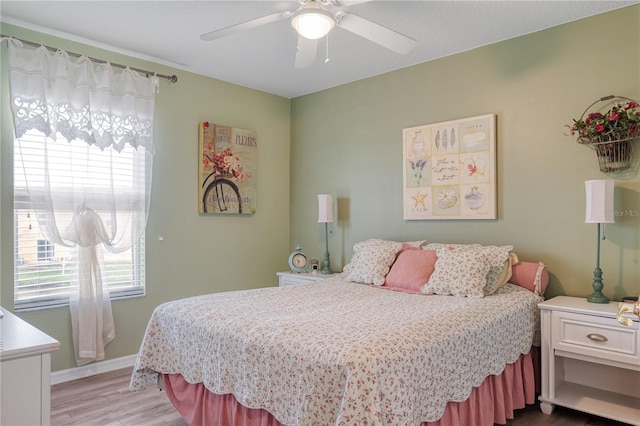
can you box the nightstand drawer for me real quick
[277,272,326,287]
[553,311,640,365]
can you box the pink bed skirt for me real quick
[162,347,540,426]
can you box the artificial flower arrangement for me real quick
[567,98,640,144]
[567,97,640,173]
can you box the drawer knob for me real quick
[586,333,608,342]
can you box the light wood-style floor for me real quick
[51,368,631,426]
[51,368,185,426]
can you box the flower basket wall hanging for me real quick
[567,95,640,174]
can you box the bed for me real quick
[130,240,548,426]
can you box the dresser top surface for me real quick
[0,307,60,359]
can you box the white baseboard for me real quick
[51,354,137,385]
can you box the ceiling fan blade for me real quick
[294,36,318,69]
[333,0,371,5]
[336,12,416,54]
[200,11,291,41]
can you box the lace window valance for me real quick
[7,38,158,153]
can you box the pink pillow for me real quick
[509,261,549,295]
[384,249,438,293]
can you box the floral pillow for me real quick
[343,239,403,285]
[491,260,513,292]
[422,242,481,251]
[422,243,514,295]
[480,245,514,295]
[404,240,428,248]
[421,247,490,298]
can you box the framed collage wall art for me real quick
[403,113,496,220]
[198,122,257,214]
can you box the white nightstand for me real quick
[277,271,328,287]
[538,296,640,425]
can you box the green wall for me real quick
[0,23,291,371]
[290,6,640,301]
[1,6,639,373]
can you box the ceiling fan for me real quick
[199,0,416,69]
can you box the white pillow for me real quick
[344,239,403,285]
[422,247,490,298]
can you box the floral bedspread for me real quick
[130,276,542,425]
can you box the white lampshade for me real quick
[318,194,334,223]
[291,7,335,40]
[585,180,615,224]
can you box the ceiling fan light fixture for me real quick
[292,7,335,40]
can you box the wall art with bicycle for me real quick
[198,122,257,214]
[402,113,496,220]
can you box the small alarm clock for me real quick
[288,244,309,273]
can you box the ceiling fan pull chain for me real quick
[325,34,330,63]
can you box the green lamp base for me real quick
[321,222,333,274]
[587,293,609,303]
[321,251,332,275]
[587,266,609,304]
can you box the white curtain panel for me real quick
[7,38,156,366]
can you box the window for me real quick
[14,130,146,311]
[36,239,55,261]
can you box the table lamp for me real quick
[318,194,334,274]
[584,179,615,303]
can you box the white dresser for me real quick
[277,271,329,287]
[538,296,640,425]
[0,307,60,426]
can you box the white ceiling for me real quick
[1,1,637,98]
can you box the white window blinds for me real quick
[14,130,146,310]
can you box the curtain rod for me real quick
[1,35,178,83]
